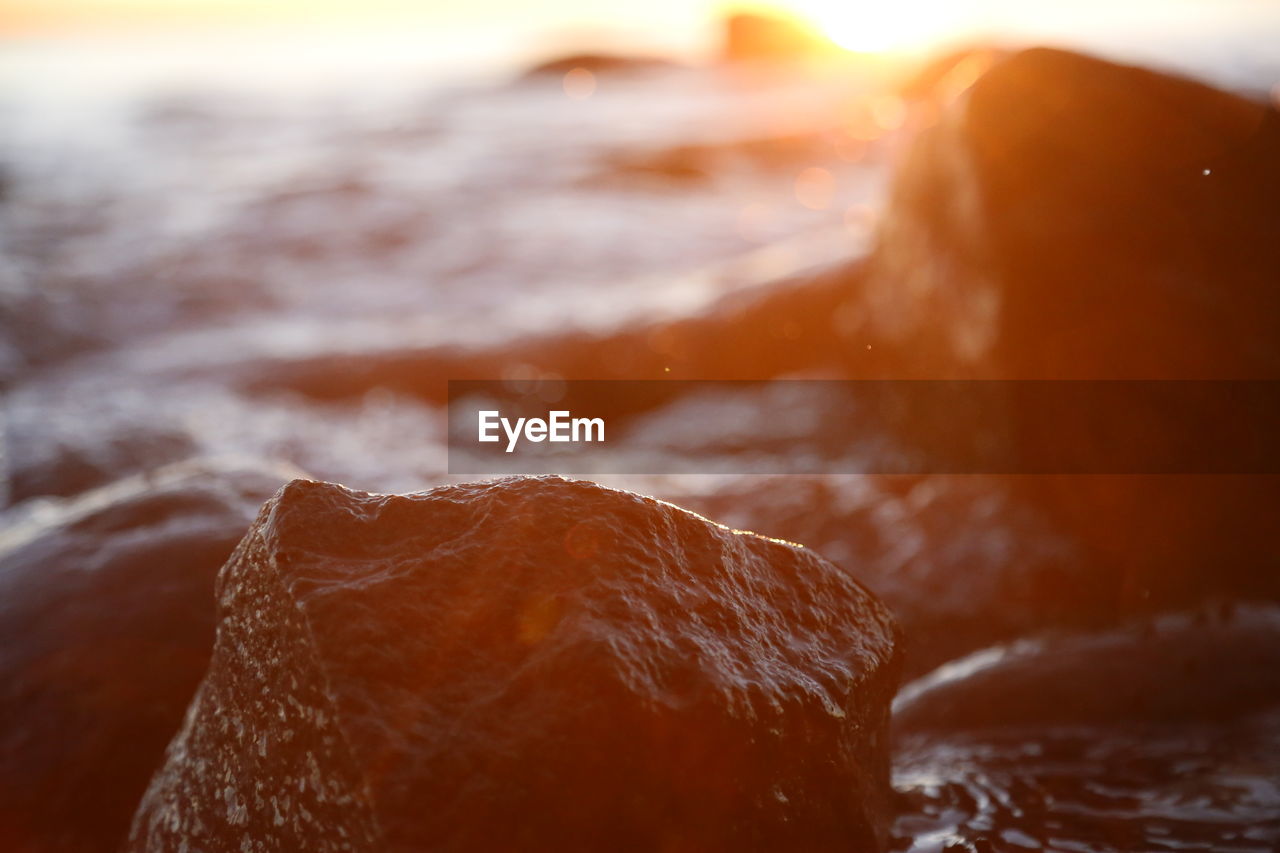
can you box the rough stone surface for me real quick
[129,476,901,853]
[0,458,301,853]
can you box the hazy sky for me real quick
[5,0,1275,41]
[2,0,1277,95]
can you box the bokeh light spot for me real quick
[795,167,835,210]
[562,67,596,100]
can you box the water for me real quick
[893,710,1280,852]
[891,607,1280,850]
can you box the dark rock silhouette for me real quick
[129,476,901,853]
[0,458,301,853]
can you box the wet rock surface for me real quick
[867,46,1280,378]
[890,607,1280,851]
[0,458,301,853]
[129,476,902,853]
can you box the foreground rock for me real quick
[0,458,302,853]
[129,476,902,852]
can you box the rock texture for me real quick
[0,458,301,853]
[129,476,901,853]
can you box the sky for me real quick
[1,0,1277,98]
[4,0,1276,43]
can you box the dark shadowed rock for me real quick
[0,458,302,853]
[129,476,901,853]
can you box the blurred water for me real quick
[0,48,893,501]
[893,709,1280,852]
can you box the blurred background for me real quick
[5,4,1280,852]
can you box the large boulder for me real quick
[128,476,902,853]
[865,46,1279,378]
[0,458,301,853]
[856,47,1280,594]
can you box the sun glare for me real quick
[784,0,963,53]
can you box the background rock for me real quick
[861,47,1280,599]
[0,458,302,853]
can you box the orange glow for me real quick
[759,0,967,53]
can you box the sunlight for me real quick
[784,0,966,53]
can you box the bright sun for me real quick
[785,0,961,53]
